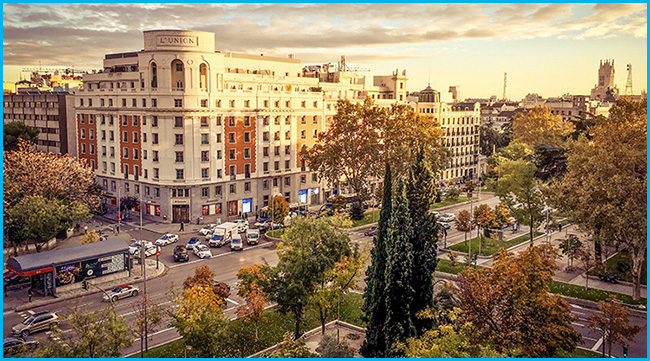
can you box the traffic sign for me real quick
[118,215,121,222]
[156,251,160,257]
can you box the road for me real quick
[4,193,646,357]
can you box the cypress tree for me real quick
[406,147,440,333]
[382,181,416,353]
[361,163,392,357]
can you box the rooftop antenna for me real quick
[428,70,431,87]
[625,63,633,95]
[502,72,508,101]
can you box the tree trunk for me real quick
[254,322,259,341]
[630,248,644,301]
[529,213,534,247]
[320,308,326,334]
[295,315,301,339]
[464,232,467,246]
[585,273,589,290]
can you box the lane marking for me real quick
[168,243,267,269]
[133,327,176,342]
[3,310,14,316]
[118,300,173,317]
[27,310,35,315]
[225,298,239,306]
[583,336,599,342]
[591,337,603,351]
[572,322,586,327]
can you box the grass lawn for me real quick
[432,196,469,210]
[447,232,543,256]
[350,209,381,228]
[133,292,364,358]
[587,250,647,285]
[266,229,285,238]
[436,258,481,275]
[549,280,647,306]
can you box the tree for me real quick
[587,295,641,357]
[317,333,354,357]
[553,98,646,300]
[301,99,383,202]
[456,245,581,357]
[270,195,290,224]
[3,121,39,151]
[183,266,229,306]
[169,283,229,357]
[35,305,132,358]
[479,122,511,157]
[559,235,583,271]
[495,153,544,247]
[454,210,473,247]
[271,216,357,337]
[235,284,267,341]
[382,182,416,353]
[271,332,316,358]
[511,106,571,147]
[361,163,392,358]
[532,143,567,181]
[492,203,513,228]
[405,148,440,333]
[82,230,100,244]
[445,187,460,201]
[447,250,459,268]
[133,293,163,356]
[575,245,598,289]
[472,204,496,255]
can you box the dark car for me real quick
[3,337,38,355]
[438,222,451,230]
[364,226,378,237]
[12,311,59,337]
[173,245,190,262]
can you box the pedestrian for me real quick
[558,223,562,232]
[28,288,33,302]
[84,225,88,234]
[179,221,185,232]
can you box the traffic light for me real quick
[82,280,88,290]
[623,347,628,358]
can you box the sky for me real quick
[2,3,647,100]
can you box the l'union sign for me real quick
[157,36,199,47]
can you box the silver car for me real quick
[12,311,59,337]
[103,285,139,302]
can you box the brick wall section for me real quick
[119,115,142,177]
[77,113,97,169]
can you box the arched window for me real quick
[151,62,158,88]
[199,63,208,90]
[171,60,184,90]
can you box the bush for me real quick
[349,203,365,220]
[317,333,354,358]
[445,187,460,201]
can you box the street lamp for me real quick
[117,186,124,234]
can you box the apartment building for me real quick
[76,30,407,223]
[3,89,77,156]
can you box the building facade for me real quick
[3,90,77,156]
[76,30,407,223]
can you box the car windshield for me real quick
[112,287,122,293]
[22,317,34,325]
[197,245,207,251]
[212,235,223,240]
[160,235,169,240]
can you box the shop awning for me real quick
[6,238,129,277]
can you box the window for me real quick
[215,133,221,143]
[152,99,157,107]
[123,147,129,159]
[229,116,236,127]
[152,133,159,144]
[201,187,209,197]
[313,129,318,138]
[109,99,114,107]
[229,149,236,160]
[133,131,139,143]
[89,129,94,139]
[216,116,222,126]
[228,133,236,144]
[301,130,306,139]
[244,100,250,108]
[244,148,251,159]
[110,146,115,157]
[285,131,290,140]
[301,101,306,108]
[143,133,147,142]
[274,161,279,170]
[263,116,269,126]
[274,116,280,125]
[275,100,280,108]
[201,99,208,108]
[174,117,183,127]
[154,188,160,197]
[285,116,291,125]
[122,131,128,142]
[263,162,269,172]
[264,100,269,108]
[312,173,318,182]
[263,147,269,157]
[90,145,95,155]
[285,160,290,169]
[109,130,114,141]
[201,168,209,179]
[81,129,86,139]
[273,178,278,187]
[152,116,158,127]
[111,162,115,173]
[143,150,147,159]
[244,132,250,143]
[122,99,127,107]
[263,132,269,141]
[229,100,235,108]
[217,169,222,178]
[244,116,251,127]
[274,131,280,141]
[142,99,147,107]
[133,149,139,160]
[145,186,150,195]
[285,177,290,186]
[201,151,209,162]
[132,98,136,107]
[244,182,251,192]
[175,134,183,145]
[274,146,280,156]
[313,101,318,108]
[216,99,221,108]
[80,99,84,107]
[201,134,209,145]
[216,150,222,159]
[142,116,146,125]
[215,185,222,196]
[174,99,182,107]
[229,165,236,180]
[230,184,236,194]
[122,116,128,126]
[200,117,208,127]
[102,146,107,156]
[101,99,105,107]
[285,100,291,107]
[313,115,318,124]
[175,151,184,162]
[176,169,184,180]
[285,145,290,155]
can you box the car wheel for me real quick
[21,330,29,338]
[50,322,58,330]
[112,296,118,302]
[132,290,138,297]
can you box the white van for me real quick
[208,222,238,247]
[231,233,243,251]
[246,229,260,245]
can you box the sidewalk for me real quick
[4,258,167,312]
[476,224,647,299]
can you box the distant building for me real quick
[590,59,619,101]
[3,89,78,156]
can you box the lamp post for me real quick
[117,186,124,234]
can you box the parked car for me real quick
[231,234,244,251]
[438,222,451,230]
[208,233,231,248]
[12,311,59,337]
[198,224,219,236]
[3,337,38,355]
[246,229,260,245]
[234,219,249,233]
[154,233,179,246]
[430,211,440,218]
[186,237,202,251]
[103,285,139,302]
[194,244,212,259]
[364,226,378,237]
[131,242,157,258]
[173,245,190,262]
[439,213,456,223]
[128,240,152,255]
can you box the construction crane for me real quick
[502,72,508,101]
[625,63,633,95]
[337,55,370,72]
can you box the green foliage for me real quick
[532,143,567,181]
[119,196,139,212]
[479,122,510,157]
[445,187,460,201]
[3,121,39,151]
[587,296,642,357]
[448,232,543,256]
[317,333,354,358]
[270,195,290,223]
[349,202,365,220]
[558,235,583,270]
[82,229,100,244]
[271,332,316,358]
[35,306,132,358]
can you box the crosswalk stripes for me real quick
[18,311,28,319]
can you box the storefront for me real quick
[6,238,130,296]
